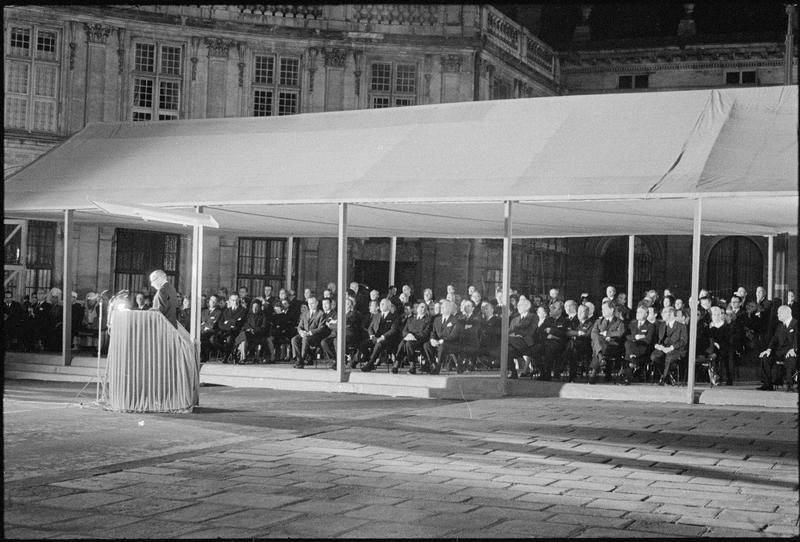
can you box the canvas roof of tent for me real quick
[5,85,796,238]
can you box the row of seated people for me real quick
[506,293,797,390]
[4,288,110,353]
[209,293,503,373]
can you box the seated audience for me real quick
[359,298,402,372]
[456,299,482,373]
[199,294,222,362]
[423,299,461,375]
[588,301,626,384]
[291,296,326,368]
[699,305,731,386]
[211,293,247,362]
[506,296,536,379]
[268,302,293,362]
[622,305,656,384]
[758,305,797,391]
[564,303,594,383]
[323,296,364,368]
[235,298,269,362]
[651,306,688,386]
[392,302,432,374]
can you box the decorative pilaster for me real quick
[441,54,464,73]
[190,36,202,82]
[84,23,112,44]
[237,42,246,88]
[308,47,320,93]
[204,37,236,59]
[423,54,433,99]
[352,50,362,96]
[116,28,125,75]
[323,47,348,68]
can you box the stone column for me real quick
[324,47,347,111]
[440,54,464,103]
[204,37,235,118]
[83,23,112,124]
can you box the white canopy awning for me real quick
[5,85,797,237]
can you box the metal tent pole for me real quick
[389,237,397,290]
[285,236,294,292]
[686,199,702,405]
[62,209,74,367]
[499,201,513,396]
[767,235,774,298]
[627,235,635,309]
[336,203,348,382]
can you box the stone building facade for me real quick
[4,3,797,304]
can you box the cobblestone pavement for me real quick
[4,381,798,538]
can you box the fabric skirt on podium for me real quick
[106,310,200,412]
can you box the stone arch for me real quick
[597,236,666,300]
[703,236,766,296]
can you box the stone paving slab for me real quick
[4,382,799,539]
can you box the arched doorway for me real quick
[706,236,763,297]
[602,237,653,300]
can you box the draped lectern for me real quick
[106,310,199,412]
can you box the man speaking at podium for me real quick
[149,269,178,328]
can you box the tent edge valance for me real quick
[6,190,797,213]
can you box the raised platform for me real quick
[4,352,797,408]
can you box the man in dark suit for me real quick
[212,292,247,361]
[622,305,656,384]
[199,294,223,362]
[423,300,461,375]
[589,301,626,383]
[149,269,179,328]
[651,306,688,386]
[323,297,364,368]
[4,290,25,349]
[726,294,747,386]
[262,284,277,311]
[758,305,797,391]
[506,296,536,379]
[392,302,432,374]
[787,290,800,321]
[457,299,482,374]
[564,302,594,383]
[359,298,401,372]
[291,296,326,368]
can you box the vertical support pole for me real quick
[499,201,513,395]
[336,203,348,383]
[285,236,294,292]
[627,235,635,309]
[389,236,397,290]
[190,207,204,347]
[686,199,702,405]
[62,209,74,366]
[767,235,774,299]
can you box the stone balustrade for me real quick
[483,5,558,80]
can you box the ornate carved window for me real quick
[114,228,180,293]
[491,76,512,100]
[131,41,184,121]
[236,237,298,295]
[618,74,649,89]
[24,221,57,298]
[252,54,300,116]
[725,70,757,85]
[5,25,60,132]
[369,61,417,108]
